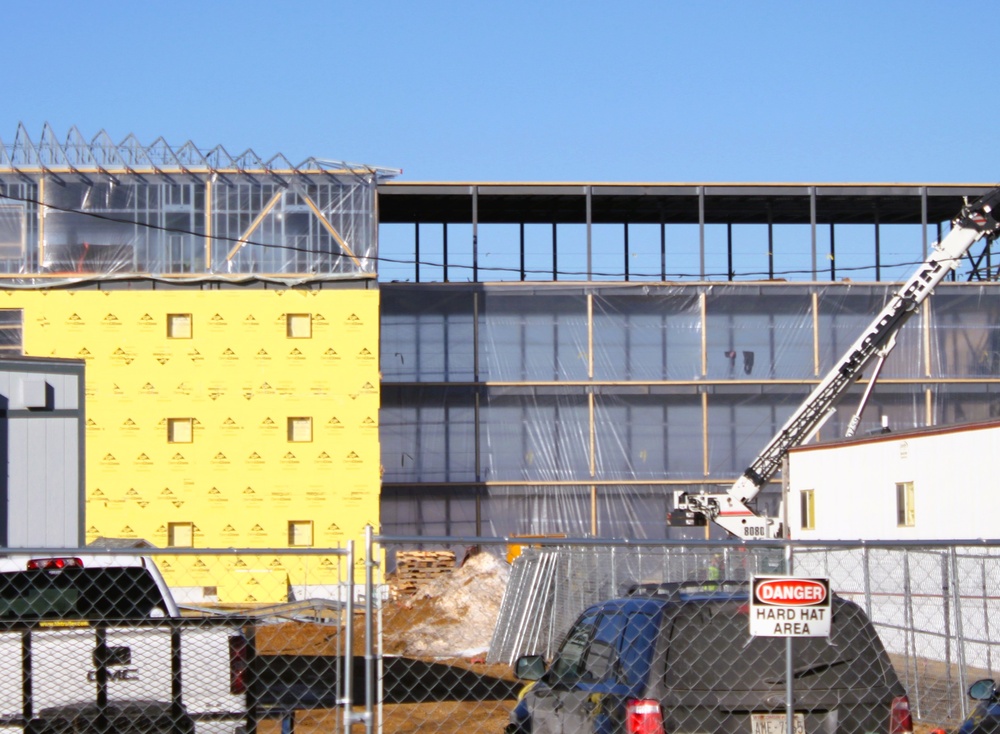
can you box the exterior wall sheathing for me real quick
[7,288,380,603]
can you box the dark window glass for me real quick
[551,612,597,680]
[664,600,891,692]
[0,567,167,621]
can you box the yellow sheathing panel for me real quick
[9,289,379,603]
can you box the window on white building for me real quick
[896,482,915,527]
[800,490,815,530]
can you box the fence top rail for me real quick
[373,534,1000,551]
[0,546,351,557]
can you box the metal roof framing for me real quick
[378,182,1000,282]
[377,182,992,225]
[0,123,401,183]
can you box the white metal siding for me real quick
[1,363,84,548]
[788,423,1000,540]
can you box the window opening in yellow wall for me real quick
[896,482,915,527]
[167,313,193,339]
[288,521,314,547]
[168,522,194,548]
[167,418,194,443]
[286,313,312,338]
[287,417,313,442]
[800,489,815,530]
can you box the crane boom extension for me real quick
[673,186,1000,539]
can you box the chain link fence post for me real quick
[903,548,921,721]
[364,525,376,734]
[982,558,993,675]
[951,546,969,720]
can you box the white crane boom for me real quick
[671,187,1000,539]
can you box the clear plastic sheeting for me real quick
[0,310,22,355]
[484,485,676,538]
[24,178,377,279]
[483,293,590,381]
[592,292,702,380]
[0,125,395,283]
[380,385,478,484]
[380,290,477,382]
[929,288,1000,378]
[380,281,1000,538]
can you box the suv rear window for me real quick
[551,608,660,685]
[0,567,168,621]
[664,599,893,691]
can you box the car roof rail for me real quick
[621,579,749,599]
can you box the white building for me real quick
[787,419,1000,540]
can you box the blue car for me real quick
[957,679,1000,734]
[507,582,913,734]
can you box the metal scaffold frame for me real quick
[0,123,400,282]
[0,122,400,182]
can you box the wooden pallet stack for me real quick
[392,550,456,596]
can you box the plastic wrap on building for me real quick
[0,125,396,283]
[380,282,1000,539]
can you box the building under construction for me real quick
[0,124,396,601]
[376,182,1000,539]
[1,125,999,555]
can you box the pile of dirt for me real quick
[383,551,511,659]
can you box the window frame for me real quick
[800,489,815,530]
[896,481,915,527]
[286,313,312,338]
[167,313,193,339]
[167,522,195,548]
[287,416,313,443]
[288,520,315,548]
[167,417,194,444]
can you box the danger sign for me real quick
[750,576,831,638]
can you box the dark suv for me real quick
[507,583,913,734]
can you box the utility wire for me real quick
[0,188,990,282]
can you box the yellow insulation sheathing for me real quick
[8,289,380,603]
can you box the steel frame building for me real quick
[0,126,393,593]
[4,125,1000,544]
[0,123,396,280]
[376,182,1000,540]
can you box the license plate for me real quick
[751,713,805,734]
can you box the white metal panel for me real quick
[16,378,46,409]
[7,415,80,548]
[788,423,1000,540]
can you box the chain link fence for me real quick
[0,546,355,734]
[3,539,999,733]
[371,537,1000,734]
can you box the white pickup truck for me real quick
[0,554,267,734]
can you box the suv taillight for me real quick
[27,557,83,570]
[889,695,913,734]
[229,635,248,695]
[626,699,664,734]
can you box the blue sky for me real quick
[4,2,997,183]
